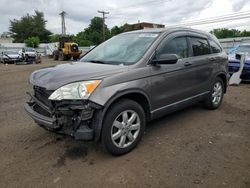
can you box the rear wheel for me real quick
[101,99,146,155]
[25,54,29,62]
[203,77,224,109]
[53,52,59,60]
[59,51,66,61]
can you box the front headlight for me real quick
[48,80,101,100]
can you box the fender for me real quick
[92,89,152,142]
[214,71,229,93]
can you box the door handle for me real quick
[184,62,192,67]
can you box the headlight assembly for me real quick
[48,80,101,100]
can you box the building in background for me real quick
[219,37,250,51]
[124,22,165,32]
[0,38,13,43]
[0,32,13,43]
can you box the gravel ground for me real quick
[0,58,250,188]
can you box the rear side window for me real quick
[209,39,221,53]
[158,37,188,59]
[190,37,210,56]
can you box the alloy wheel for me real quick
[212,82,223,106]
[111,110,141,148]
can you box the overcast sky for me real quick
[0,0,250,34]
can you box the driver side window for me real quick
[157,37,188,59]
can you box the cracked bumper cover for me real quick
[24,93,98,141]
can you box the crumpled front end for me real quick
[24,86,101,140]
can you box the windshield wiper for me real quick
[88,60,106,64]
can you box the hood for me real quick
[25,51,36,55]
[30,62,129,90]
[5,54,20,58]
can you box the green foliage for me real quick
[73,17,112,46]
[240,30,250,37]
[49,34,74,43]
[72,31,92,46]
[9,10,52,43]
[111,26,123,36]
[210,28,250,39]
[49,34,61,42]
[24,36,40,48]
[72,19,150,46]
[84,17,107,45]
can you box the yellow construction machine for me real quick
[53,37,82,61]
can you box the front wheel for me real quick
[73,56,79,61]
[53,52,59,60]
[203,77,224,109]
[101,99,146,155]
[58,51,66,61]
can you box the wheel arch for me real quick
[93,90,152,142]
[215,72,228,93]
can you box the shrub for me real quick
[24,36,40,48]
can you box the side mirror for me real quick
[152,54,178,65]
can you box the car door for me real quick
[208,38,224,66]
[187,33,214,94]
[150,32,200,115]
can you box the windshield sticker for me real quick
[139,33,158,38]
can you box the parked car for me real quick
[19,47,37,62]
[24,27,229,155]
[0,50,22,63]
[228,44,250,80]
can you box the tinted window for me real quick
[190,37,210,56]
[158,37,188,59]
[209,39,221,53]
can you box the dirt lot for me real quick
[0,58,250,188]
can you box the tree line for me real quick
[7,11,250,47]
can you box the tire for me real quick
[73,56,79,61]
[203,77,224,110]
[65,56,71,61]
[25,54,29,62]
[101,99,146,155]
[53,52,59,60]
[59,51,66,61]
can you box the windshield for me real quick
[237,46,250,53]
[80,32,159,65]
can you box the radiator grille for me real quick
[33,86,53,108]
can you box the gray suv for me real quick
[24,27,228,155]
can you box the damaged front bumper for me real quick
[24,92,101,140]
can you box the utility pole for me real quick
[98,10,109,41]
[59,11,66,36]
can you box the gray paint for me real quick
[29,26,228,122]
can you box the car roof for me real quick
[124,26,211,36]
